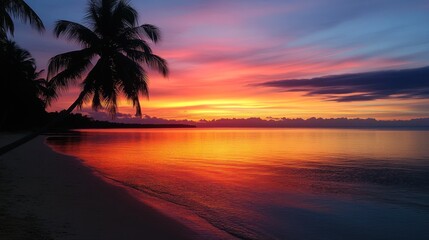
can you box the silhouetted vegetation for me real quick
[0,40,49,131]
[0,0,49,132]
[0,0,44,38]
[48,0,168,116]
[1,0,169,154]
[46,112,195,130]
[195,117,429,129]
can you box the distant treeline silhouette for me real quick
[194,117,429,128]
[46,112,195,130]
[83,113,429,129]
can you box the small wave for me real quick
[97,172,277,240]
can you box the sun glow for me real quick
[40,0,429,121]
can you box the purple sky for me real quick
[11,0,429,122]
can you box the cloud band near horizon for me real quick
[260,66,429,102]
[14,0,429,120]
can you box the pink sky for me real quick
[16,0,429,121]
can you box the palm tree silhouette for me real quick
[33,70,57,107]
[0,0,45,38]
[0,40,48,129]
[0,0,168,155]
[48,0,168,116]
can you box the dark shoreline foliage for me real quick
[194,117,429,129]
[0,40,48,131]
[45,112,196,130]
[0,0,170,154]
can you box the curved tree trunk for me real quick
[0,92,86,156]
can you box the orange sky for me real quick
[17,0,429,121]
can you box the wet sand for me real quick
[0,135,197,240]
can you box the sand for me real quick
[0,135,198,240]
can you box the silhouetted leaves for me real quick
[49,0,168,117]
[0,40,48,130]
[0,0,44,38]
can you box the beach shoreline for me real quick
[0,135,207,240]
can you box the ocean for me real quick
[47,128,429,240]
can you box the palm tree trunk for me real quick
[0,92,86,156]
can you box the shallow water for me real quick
[47,128,429,240]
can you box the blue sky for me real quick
[12,0,429,120]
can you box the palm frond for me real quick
[132,96,142,117]
[79,58,106,108]
[1,11,15,36]
[139,24,161,43]
[81,56,118,114]
[91,90,102,110]
[113,52,148,116]
[48,48,94,77]
[34,72,58,107]
[104,90,118,115]
[85,0,101,30]
[119,38,152,54]
[113,52,148,92]
[48,49,94,90]
[124,49,168,77]
[95,0,117,36]
[112,0,138,28]
[54,20,99,47]
[7,0,45,33]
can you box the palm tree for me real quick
[0,40,48,130]
[33,70,57,107]
[0,0,45,38]
[48,0,168,116]
[0,0,168,155]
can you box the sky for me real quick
[13,0,429,121]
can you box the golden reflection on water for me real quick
[48,128,429,240]
[51,128,428,170]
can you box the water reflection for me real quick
[47,128,429,240]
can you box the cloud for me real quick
[21,0,429,120]
[260,66,429,102]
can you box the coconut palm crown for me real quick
[48,0,168,116]
[0,0,45,38]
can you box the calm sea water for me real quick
[47,128,429,240]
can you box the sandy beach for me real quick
[0,135,197,240]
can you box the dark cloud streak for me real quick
[261,66,429,102]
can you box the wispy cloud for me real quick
[15,0,429,119]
